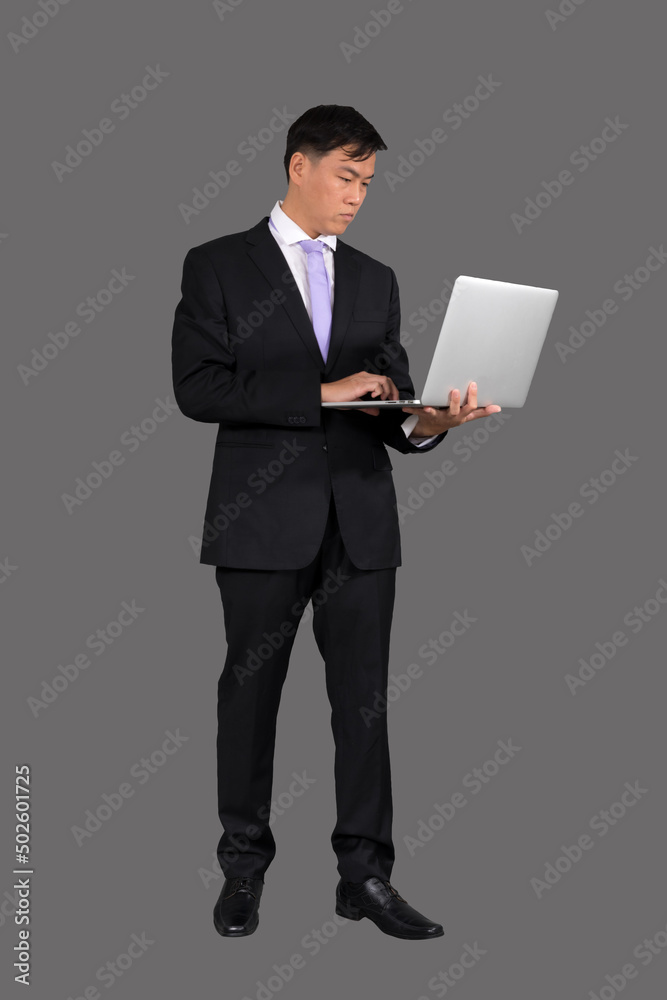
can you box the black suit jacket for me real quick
[171,216,447,570]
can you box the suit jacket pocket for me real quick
[216,440,272,448]
[372,445,393,470]
[215,430,272,449]
[353,309,387,323]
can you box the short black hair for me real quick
[283,105,387,183]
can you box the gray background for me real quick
[2,0,666,996]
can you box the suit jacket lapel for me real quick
[245,217,361,374]
[325,239,360,375]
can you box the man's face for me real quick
[289,146,375,237]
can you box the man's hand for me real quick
[321,371,399,416]
[402,382,501,434]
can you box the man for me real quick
[171,105,500,940]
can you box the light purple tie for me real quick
[297,239,332,362]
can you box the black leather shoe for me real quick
[213,876,264,937]
[335,876,444,940]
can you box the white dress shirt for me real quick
[268,200,438,447]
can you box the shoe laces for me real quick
[382,879,406,902]
[226,876,258,897]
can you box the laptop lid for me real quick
[420,275,559,407]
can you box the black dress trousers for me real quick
[214,489,397,882]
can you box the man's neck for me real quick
[279,197,320,239]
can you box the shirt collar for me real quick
[269,199,337,251]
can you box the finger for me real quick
[448,389,461,415]
[465,381,478,409]
[360,406,379,416]
[466,407,502,419]
[462,405,499,422]
[388,377,400,400]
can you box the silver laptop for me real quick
[322,275,559,409]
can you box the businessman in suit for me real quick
[171,105,500,939]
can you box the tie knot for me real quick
[298,239,327,255]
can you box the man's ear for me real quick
[289,153,305,187]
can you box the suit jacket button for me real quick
[322,444,328,451]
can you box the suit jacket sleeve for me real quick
[370,266,448,455]
[171,247,322,426]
